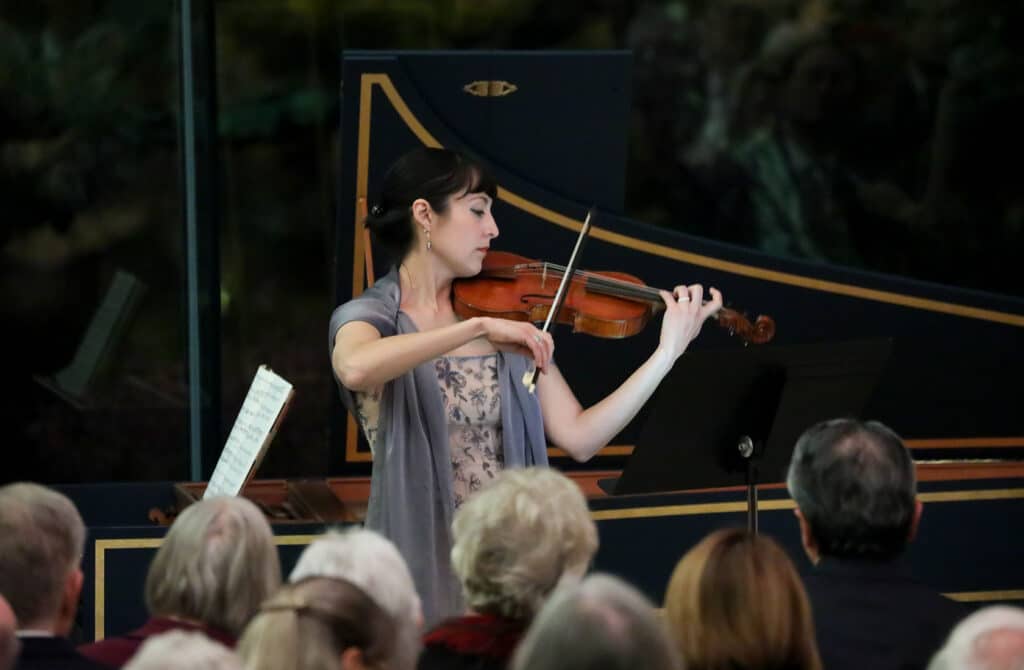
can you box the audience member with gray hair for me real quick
[289,528,422,670]
[510,573,679,670]
[0,594,19,670]
[418,467,599,670]
[928,605,1024,670]
[786,418,966,670]
[123,631,241,670]
[80,496,281,668]
[0,482,106,670]
[238,576,395,670]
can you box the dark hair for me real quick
[365,147,498,262]
[786,418,917,560]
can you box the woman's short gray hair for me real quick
[124,631,241,670]
[144,496,281,635]
[450,467,598,620]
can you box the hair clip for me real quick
[370,204,384,217]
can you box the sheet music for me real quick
[204,365,293,499]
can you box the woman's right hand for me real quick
[479,317,554,372]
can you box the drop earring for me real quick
[425,229,432,251]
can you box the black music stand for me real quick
[604,338,892,533]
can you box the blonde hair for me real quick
[0,483,85,626]
[289,528,422,670]
[145,496,281,636]
[665,528,821,670]
[450,467,598,620]
[238,577,395,670]
[124,630,241,670]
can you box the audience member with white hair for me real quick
[289,528,422,670]
[928,605,1024,670]
[0,482,107,670]
[122,631,241,670]
[0,594,20,670]
[510,573,680,670]
[80,496,281,667]
[238,576,395,670]
[418,467,599,670]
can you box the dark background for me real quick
[2,0,1020,484]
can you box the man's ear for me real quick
[340,647,367,670]
[907,499,923,543]
[794,508,820,565]
[56,568,84,637]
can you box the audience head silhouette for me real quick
[238,576,395,670]
[145,496,281,636]
[928,605,1024,670]
[787,418,920,562]
[0,482,86,637]
[289,528,422,670]
[665,527,821,670]
[511,573,679,670]
[450,467,598,621]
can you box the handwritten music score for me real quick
[204,365,295,499]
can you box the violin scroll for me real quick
[715,307,776,345]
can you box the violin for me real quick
[453,250,776,346]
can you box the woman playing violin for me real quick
[329,147,723,624]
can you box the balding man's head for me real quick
[929,605,1024,670]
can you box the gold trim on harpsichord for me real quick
[588,487,1024,521]
[354,72,1024,329]
[463,80,518,97]
[93,535,322,640]
[343,71,1024,463]
[550,438,1024,458]
[906,437,1024,449]
[945,590,1024,603]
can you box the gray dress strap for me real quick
[328,268,547,625]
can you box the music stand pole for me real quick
[738,435,759,534]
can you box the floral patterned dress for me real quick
[435,353,503,508]
[353,353,503,509]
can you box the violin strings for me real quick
[528,262,665,302]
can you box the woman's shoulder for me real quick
[330,270,401,338]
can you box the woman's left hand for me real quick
[656,284,723,362]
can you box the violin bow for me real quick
[523,207,595,393]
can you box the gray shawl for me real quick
[328,268,548,625]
